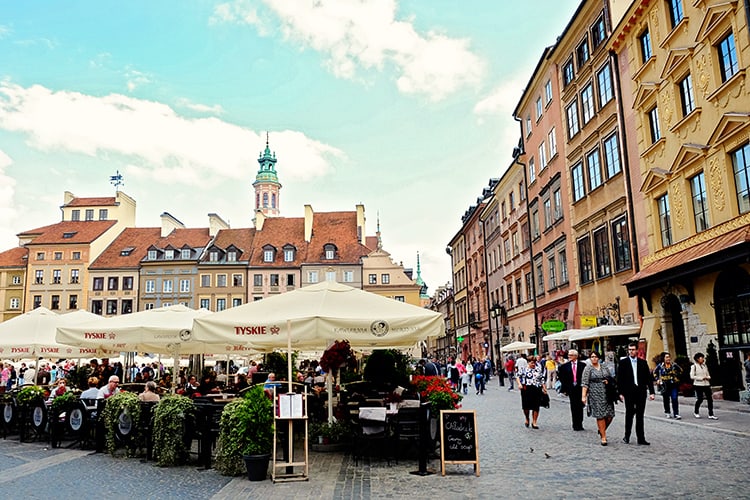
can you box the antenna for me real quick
[110,170,124,192]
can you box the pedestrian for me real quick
[654,352,682,419]
[581,351,615,446]
[18,362,27,386]
[518,356,546,429]
[454,358,466,393]
[558,349,586,431]
[473,358,485,395]
[423,358,439,376]
[617,342,656,445]
[545,353,557,389]
[690,352,717,419]
[505,356,515,391]
[462,360,472,395]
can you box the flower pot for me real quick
[243,453,271,481]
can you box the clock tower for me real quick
[253,132,282,218]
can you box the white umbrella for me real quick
[542,329,586,342]
[568,324,640,342]
[499,341,537,353]
[0,307,108,360]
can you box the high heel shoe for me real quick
[601,440,608,446]
[524,421,529,427]
[531,424,539,429]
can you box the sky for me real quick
[0,0,580,294]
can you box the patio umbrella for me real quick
[568,324,640,342]
[0,307,108,360]
[542,329,586,342]
[499,341,537,353]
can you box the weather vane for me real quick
[110,170,124,192]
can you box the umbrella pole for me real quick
[287,320,293,393]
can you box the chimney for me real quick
[63,191,75,205]
[208,213,230,237]
[356,204,365,243]
[253,210,266,231]
[160,212,185,237]
[304,204,314,242]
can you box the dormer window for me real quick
[264,250,274,262]
[227,250,237,262]
[283,244,296,262]
[120,247,134,256]
[181,248,191,259]
[165,249,175,260]
[209,250,220,262]
[324,243,337,260]
[62,232,77,239]
[147,249,157,260]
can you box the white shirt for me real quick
[630,356,638,385]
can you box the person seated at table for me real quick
[139,381,161,402]
[234,373,249,393]
[264,373,281,398]
[201,371,221,394]
[158,373,173,391]
[48,378,69,400]
[313,371,326,387]
[184,375,200,397]
[80,376,100,400]
[97,375,120,399]
[303,371,315,386]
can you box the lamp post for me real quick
[490,303,506,366]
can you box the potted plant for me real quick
[101,391,143,457]
[215,385,274,480]
[152,394,196,466]
[310,420,353,451]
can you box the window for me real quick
[181,248,191,259]
[566,101,580,138]
[226,250,238,263]
[529,158,536,183]
[12,275,21,285]
[144,303,155,310]
[106,277,118,290]
[92,300,103,315]
[201,274,211,287]
[147,249,157,260]
[308,271,319,283]
[536,97,543,121]
[72,251,81,260]
[733,143,750,213]
[287,274,295,287]
[512,232,519,256]
[690,173,710,232]
[53,251,62,260]
[603,133,621,178]
[717,32,739,82]
[10,297,20,309]
[507,283,514,308]
[253,274,263,287]
[367,273,377,284]
[648,106,661,143]
[525,115,532,136]
[51,295,60,310]
[69,295,78,310]
[525,273,532,302]
[180,279,191,292]
[563,59,574,87]
[572,162,585,201]
[36,252,45,260]
[284,248,295,262]
[121,299,132,314]
[678,74,695,116]
[538,142,547,169]
[123,276,133,290]
[200,298,210,309]
[52,269,61,284]
[232,298,242,307]
[92,277,103,290]
[216,275,227,287]
[163,280,173,293]
[326,271,336,282]
[559,249,568,284]
[639,28,652,63]
[509,192,515,211]
[145,280,155,293]
[587,149,603,191]
[263,193,269,207]
[504,239,511,261]
[536,260,544,295]
[591,16,605,48]
[657,194,673,247]
[209,250,219,262]
[324,244,336,260]
[98,209,108,220]
[232,274,243,287]
[548,255,557,289]
[33,295,42,309]
[85,209,94,221]
[576,38,590,67]
[165,249,175,260]
[515,279,523,304]
[668,0,684,28]
[553,189,562,220]
[263,249,274,262]
[597,64,613,106]
[593,227,611,278]
[532,210,540,237]
[71,209,80,221]
[543,199,552,229]
[106,300,117,315]
[216,299,226,311]
[270,274,279,286]
[612,217,632,272]
[548,128,557,157]
[544,80,552,104]
[343,271,354,283]
[394,296,405,302]
[519,180,525,201]
[381,274,390,284]
[581,84,595,124]
[577,236,594,284]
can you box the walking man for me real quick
[617,342,656,445]
[558,349,586,431]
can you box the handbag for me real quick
[540,391,550,408]
[605,376,619,404]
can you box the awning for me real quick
[542,329,586,341]
[569,325,640,341]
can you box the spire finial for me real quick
[266,131,269,147]
[376,211,382,250]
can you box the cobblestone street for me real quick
[2,383,748,499]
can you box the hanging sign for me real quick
[541,320,565,332]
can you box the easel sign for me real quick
[439,410,479,476]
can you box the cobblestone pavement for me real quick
[1,384,748,500]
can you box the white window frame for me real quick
[163,280,173,293]
[145,280,155,293]
[179,279,190,293]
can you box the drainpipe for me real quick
[481,216,495,367]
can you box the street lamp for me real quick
[490,303,506,365]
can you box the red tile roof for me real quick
[207,228,256,261]
[308,211,369,264]
[0,246,28,267]
[250,217,308,267]
[365,235,379,251]
[64,196,116,207]
[158,228,212,249]
[19,220,118,245]
[89,227,162,269]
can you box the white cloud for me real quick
[125,67,151,92]
[212,0,485,101]
[0,82,344,187]
[176,98,225,115]
[0,149,18,248]
[473,75,528,150]
[0,25,11,38]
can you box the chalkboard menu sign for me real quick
[439,410,479,476]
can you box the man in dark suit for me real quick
[557,349,587,431]
[617,342,656,445]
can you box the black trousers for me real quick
[568,385,584,429]
[623,391,648,440]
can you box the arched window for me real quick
[263,193,269,208]
[272,193,276,208]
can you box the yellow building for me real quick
[613,0,750,399]
[361,228,422,307]
[0,247,27,321]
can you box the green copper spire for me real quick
[415,251,429,299]
[253,132,281,187]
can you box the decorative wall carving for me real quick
[709,157,726,212]
[662,89,674,128]
[695,53,711,97]
[672,182,685,230]
[651,9,660,40]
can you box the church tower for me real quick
[253,133,282,218]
